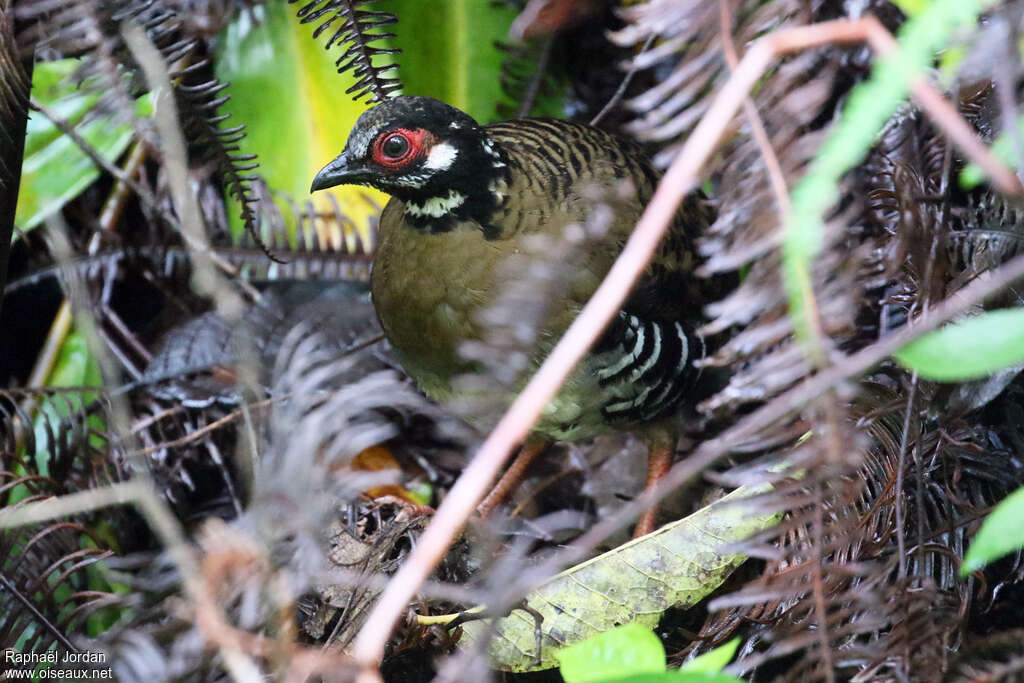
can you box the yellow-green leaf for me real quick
[891,0,930,16]
[216,4,389,246]
[894,308,1024,381]
[32,331,103,478]
[15,59,151,234]
[600,675,743,683]
[598,674,743,683]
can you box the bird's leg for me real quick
[477,437,551,518]
[634,436,676,538]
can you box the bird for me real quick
[310,95,714,536]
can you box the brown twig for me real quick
[128,397,276,457]
[517,33,556,119]
[590,33,656,128]
[348,17,1024,677]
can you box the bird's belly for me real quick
[371,227,500,400]
[532,362,624,441]
[371,217,665,441]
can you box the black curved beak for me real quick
[310,151,365,192]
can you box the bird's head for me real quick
[311,96,508,228]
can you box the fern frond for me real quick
[289,0,401,103]
[16,0,274,258]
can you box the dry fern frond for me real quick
[609,3,1024,675]
[949,628,1024,683]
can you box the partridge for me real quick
[311,96,713,535]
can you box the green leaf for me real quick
[378,0,518,122]
[557,623,666,683]
[32,331,103,478]
[598,674,744,683]
[894,308,1024,381]
[891,0,930,16]
[15,59,151,234]
[216,3,390,245]
[46,330,103,388]
[961,485,1024,575]
[679,639,740,674]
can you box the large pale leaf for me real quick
[894,308,1024,381]
[378,0,518,122]
[460,485,781,672]
[216,4,390,246]
[14,59,151,234]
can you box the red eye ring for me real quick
[372,128,427,169]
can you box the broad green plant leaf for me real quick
[15,59,152,234]
[597,675,743,683]
[961,485,1024,575]
[783,0,996,353]
[378,0,518,122]
[679,639,740,674]
[558,623,666,683]
[558,627,741,683]
[894,308,1024,380]
[216,3,389,246]
[461,485,782,671]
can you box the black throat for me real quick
[397,132,510,239]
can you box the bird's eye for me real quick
[372,128,426,169]
[381,135,409,159]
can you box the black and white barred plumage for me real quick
[597,313,701,423]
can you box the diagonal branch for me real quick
[348,16,1023,678]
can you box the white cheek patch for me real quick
[424,142,458,171]
[405,189,467,218]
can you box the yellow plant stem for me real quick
[26,301,73,387]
